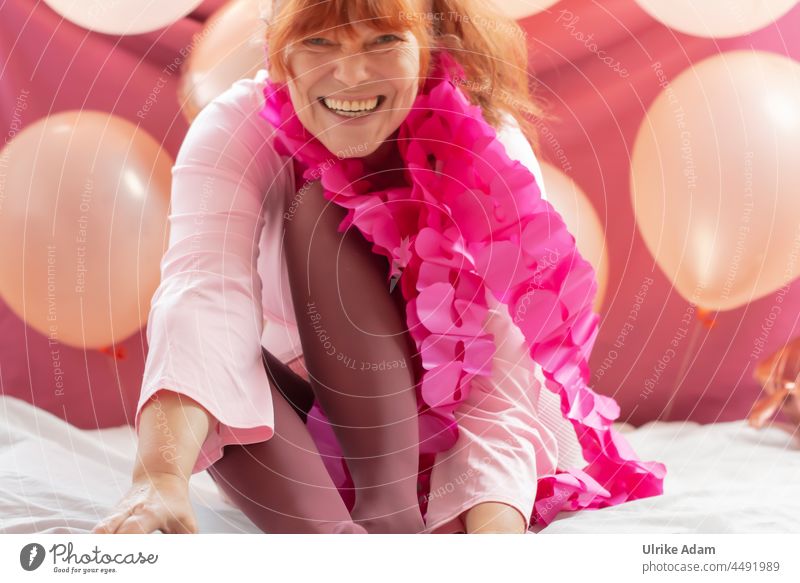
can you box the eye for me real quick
[303,37,333,47]
[373,34,402,45]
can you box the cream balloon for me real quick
[0,111,172,348]
[630,51,800,312]
[540,162,609,313]
[488,0,563,19]
[179,0,268,122]
[43,0,204,35]
[635,0,797,39]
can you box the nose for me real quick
[331,49,373,88]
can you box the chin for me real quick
[319,136,381,160]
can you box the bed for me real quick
[1,395,797,534]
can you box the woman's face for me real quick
[281,21,422,160]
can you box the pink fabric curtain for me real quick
[1,0,799,429]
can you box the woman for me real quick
[93,0,665,535]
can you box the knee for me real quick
[463,501,528,534]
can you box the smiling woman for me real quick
[95,0,665,537]
[254,0,664,535]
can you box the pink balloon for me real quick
[43,0,204,35]
[0,111,172,349]
[180,0,268,122]
[631,50,800,312]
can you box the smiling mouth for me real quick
[318,95,386,118]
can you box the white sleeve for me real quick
[494,113,549,202]
[136,71,293,474]
[492,114,587,467]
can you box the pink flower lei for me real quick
[259,49,666,525]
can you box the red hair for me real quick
[266,0,547,152]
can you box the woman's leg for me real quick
[261,348,316,424]
[206,347,366,534]
[282,180,424,534]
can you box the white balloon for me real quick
[44,0,204,35]
[540,162,609,313]
[630,51,800,311]
[488,0,562,20]
[179,0,267,121]
[635,0,797,39]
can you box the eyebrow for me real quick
[304,28,405,42]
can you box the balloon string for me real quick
[98,345,127,360]
[661,311,706,421]
[696,307,717,329]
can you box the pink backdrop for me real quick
[1,0,798,429]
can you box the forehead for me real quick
[284,0,418,41]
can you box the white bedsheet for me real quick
[1,395,798,534]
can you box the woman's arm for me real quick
[92,391,212,534]
[132,390,214,483]
[93,72,293,533]
[133,71,296,477]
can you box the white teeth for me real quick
[323,96,380,113]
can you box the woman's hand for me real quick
[91,472,198,534]
[92,390,211,534]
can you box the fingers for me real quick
[115,508,198,534]
[91,480,199,534]
[94,508,198,535]
[115,513,155,534]
[91,509,132,534]
[92,505,165,535]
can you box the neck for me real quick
[360,129,402,170]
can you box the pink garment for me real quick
[421,293,586,533]
[136,69,583,529]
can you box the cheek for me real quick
[400,49,422,80]
[286,76,319,119]
[387,53,421,103]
